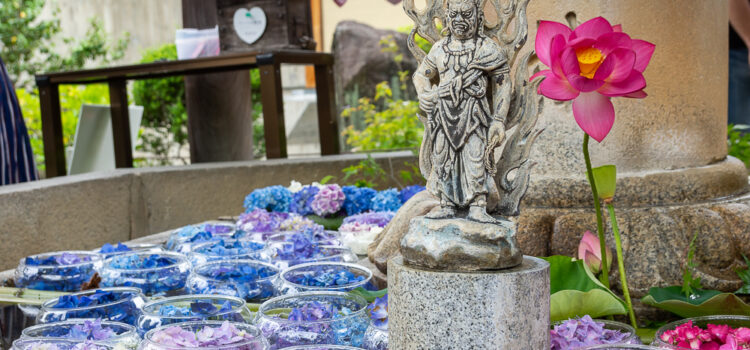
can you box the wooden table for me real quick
[35,50,340,178]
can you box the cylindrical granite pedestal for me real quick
[388,256,550,350]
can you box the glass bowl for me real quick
[37,287,146,326]
[361,324,387,350]
[187,239,270,266]
[255,291,370,349]
[12,338,113,350]
[138,321,267,350]
[268,244,358,269]
[165,222,236,253]
[551,318,641,349]
[279,262,373,294]
[652,315,750,349]
[136,295,249,336]
[15,251,102,292]
[99,252,191,296]
[21,319,139,349]
[186,260,280,302]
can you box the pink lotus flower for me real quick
[533,17,655,142]
[578,231,612,274]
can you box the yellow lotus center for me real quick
[576,47,604,79]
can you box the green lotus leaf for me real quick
[641,286,750,318]
[551,289,628,321]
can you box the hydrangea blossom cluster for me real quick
[659,321,750,350]
[244,185,292,213]
[399,185,425,203]
[311,185,346,217]
[550,316,636,350]
[290,185,320,216]
[368,294,388,329]
[148,321,261,349]
[236,209,281,234]
[187,261,278,302]
[342,211,395,228]
[341,186,377,216]
[42,289,144,326]
[278,215,323,233]
[285,266,366,289]
[370,189,402,213]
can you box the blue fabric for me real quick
[0,56,38,185]
[729,49,750,126]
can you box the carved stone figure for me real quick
[392,0,543,271]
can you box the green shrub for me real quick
[729,124,750,168]
[132,44,188,166]
[17,85,110,173]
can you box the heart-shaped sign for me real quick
[233,7,267,45]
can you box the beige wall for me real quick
[321,0,413,51]
[46,0,182,65]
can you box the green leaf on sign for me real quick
[542,256,627,321]
[641,286,750,318]
[592,165,617,200]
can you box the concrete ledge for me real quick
[0,152,415,270]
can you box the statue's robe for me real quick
[421,35,509,207]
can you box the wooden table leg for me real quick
[314,63,340,156]
[108,79,133,168]
[259,59,287,159]
[37,78,66,177]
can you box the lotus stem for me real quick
[607,203,638,330]
[583,133,610,288]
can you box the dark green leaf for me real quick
[735,254,750,294]
[349,288,387,303]
[642,287,750,318]
[306,215,345,231]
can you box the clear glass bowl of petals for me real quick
[137,321,267,350]
[255,292,370,349]
[165,222,237,253]
[21,319,139,349]
[12,338,113,350]
[187,239,270,266]
[15,251,102,292]
[37,288,146,326]
[266,231,342,247]
[136,295,249,336]
[651,315,750,349]
[186,260,280,302]
[99,252,191,296]
[279,262,373,294]
[268,242,357,270]
[282,346,366,350]
[551,316,641,350]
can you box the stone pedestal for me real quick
[388,256,550,350]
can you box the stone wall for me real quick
[0,152,415,270]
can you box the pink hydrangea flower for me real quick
[310,184,345,217]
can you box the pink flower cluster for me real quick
[659,321,750,350]
[310,185,345,217]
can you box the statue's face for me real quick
[446,0,479,40]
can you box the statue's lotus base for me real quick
[388,256,550,350]
[400,216,522,271]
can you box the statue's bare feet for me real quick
[467,206,499,224]
[426,206,457,219]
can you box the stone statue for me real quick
[390,0,543,271]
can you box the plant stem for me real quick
[583,133,610,288]
[607,203,638,330]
